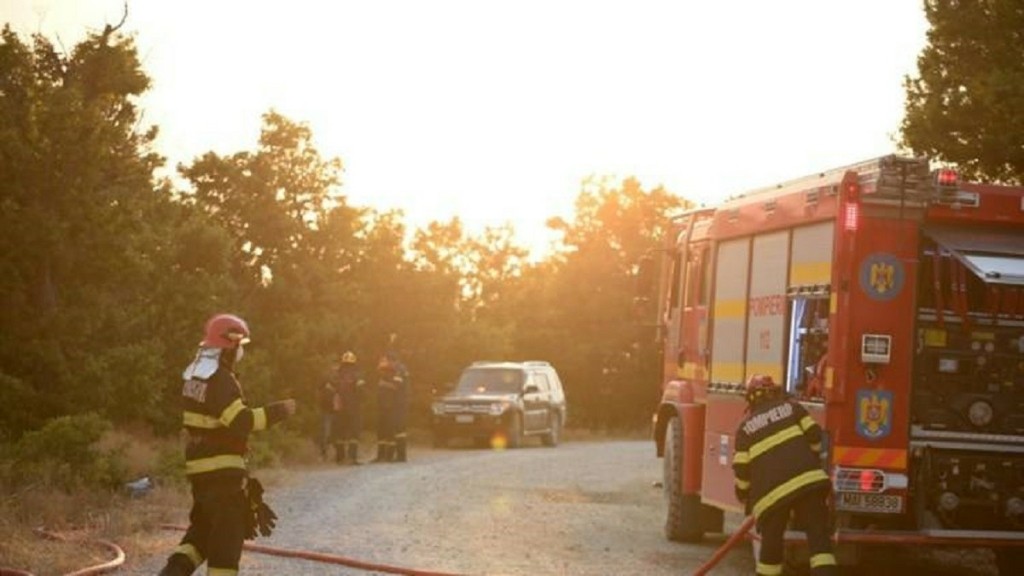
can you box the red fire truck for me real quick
[645,155,1024,571]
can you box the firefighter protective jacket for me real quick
[332,364,365,408]
[182,354,291,483]
[732,395,829,519]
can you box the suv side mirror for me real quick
[523,384,540,395]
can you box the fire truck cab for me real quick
[646,155,1024,571]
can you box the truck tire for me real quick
[663,416,704,542]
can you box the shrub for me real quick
[8,413,130,491]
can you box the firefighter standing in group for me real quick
[159,313,297,576]
[372,348,409,463]
[331,350,365,464]
[732,374,837,576]
[317,378,339,461]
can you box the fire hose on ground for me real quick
[1,518,754,575]
[162,524,469,576]
[692,515,756,576]
[0,528,126,576]
[1,523,469,576]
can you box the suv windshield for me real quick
[455,368,524,395]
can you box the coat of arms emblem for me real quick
[856,389,893,439]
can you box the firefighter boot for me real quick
[334,443,345,464]
[158,553,195,576]
[371,442,392,463]
[347,441,362,465]
[395,436,407,463]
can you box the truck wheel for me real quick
[663,416,704,542]
[542,412,561,447]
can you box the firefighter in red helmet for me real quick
[732,374,837,576]
[159,313,297,576]
[372,336,410,463]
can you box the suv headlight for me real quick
[488,402,509,416]
[431,402,445,416]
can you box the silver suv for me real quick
[431,361,567,448]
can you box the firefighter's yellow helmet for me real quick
[341,351,357,364]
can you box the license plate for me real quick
[455,415,474,423]
[836,492,903,513]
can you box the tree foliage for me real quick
[0,24,175,434]
[901,0,1024,183]
[0,22,690,447]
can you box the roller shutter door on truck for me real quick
[746,231,789,384]
[711,238,749,385]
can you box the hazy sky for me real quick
[3,1,929,255]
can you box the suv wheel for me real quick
[542,412,560,447]
[506,412,523,448]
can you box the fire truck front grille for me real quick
[834,467,886,493]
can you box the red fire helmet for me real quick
[201,313,251,349]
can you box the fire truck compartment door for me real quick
[924,225,1024,286]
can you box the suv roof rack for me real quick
[469,360,551,367]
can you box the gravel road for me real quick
[131,439,1004,575]
[132,440,755,575]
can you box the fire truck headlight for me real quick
[967,400,994,427]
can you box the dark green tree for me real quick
[901,0,1024,183]
[180,110,344,288]
[0,23,186,435]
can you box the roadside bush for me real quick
[6,413,129,491]
[248,426,317,468]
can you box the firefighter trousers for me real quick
[159,479,248,576]
[756,488,837,576]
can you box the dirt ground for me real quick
[126,439,1004,575]
[128,439,754,575]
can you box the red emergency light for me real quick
[843,202,859,232]
[860,469,876,492]
[935,168,958,188]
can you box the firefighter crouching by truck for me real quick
[733,374,837,576]
[372,348,409,463]
[332,350,366,464]
[159,313,297,576]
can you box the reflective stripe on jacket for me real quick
[182,368,284,482]
[732,396,829,518]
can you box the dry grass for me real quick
[0,426,188,574]
[0,423,323,574]
[0,482,189,574]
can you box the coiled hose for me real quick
[0,528,126,576]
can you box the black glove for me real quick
[245,477,278,539]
